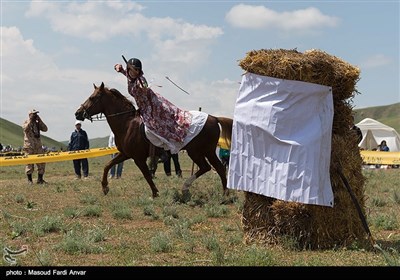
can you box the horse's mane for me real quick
[107,87,136,112]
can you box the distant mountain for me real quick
[0,117,67,151]
[2,102,399,150]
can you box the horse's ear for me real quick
[93,83,97,89]
[100,82,105,90]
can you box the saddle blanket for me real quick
[145,111,208,154]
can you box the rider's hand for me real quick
[114,64,123,72]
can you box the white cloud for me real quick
[1,26,36,56]
[24,1,223,66]
[25,1,222,42]
[1,1,228,141]
[25,1,57,17]
[1,26,58,82]
[0,26,120,141]
[361,54,392,69]
[225,4,339,32]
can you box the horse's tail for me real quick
[216,117,233,149]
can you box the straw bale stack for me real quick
[239,49,367,249]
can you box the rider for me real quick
[114,57,192,175]
[114,58,192,144]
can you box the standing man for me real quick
[108,131,124,179]
[163,151,182,177]
[68,120,90,179]
[22,109,48,184]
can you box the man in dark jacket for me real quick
[67,121,90,179]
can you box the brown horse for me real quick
[75,82,233,199]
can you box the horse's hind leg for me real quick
[206,150,229,196]
[183,152,211,199]
[135,160,159,198]
[102,153,127,195]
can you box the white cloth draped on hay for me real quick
[227,73,334,207]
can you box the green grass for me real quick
[0,153,399,266]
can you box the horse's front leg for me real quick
[205,151,229,197]
[134,159,159,198]
[102,153,127,195]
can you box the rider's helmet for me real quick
[127,58,142,71]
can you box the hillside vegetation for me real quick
[0,118,67,151]
[1,102,399,149]
[354,102,400,133]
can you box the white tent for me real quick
[356,118,400,152]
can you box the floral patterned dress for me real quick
[127,75,192,143]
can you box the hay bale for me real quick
[239,49,367,249]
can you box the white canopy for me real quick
[356,118,400,152]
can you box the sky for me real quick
[1,0,399,142]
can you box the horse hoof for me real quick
[221,195,238,205]
[152,192,159,198]
[103,187,109,195]
[223,189,230,196]
[181,189,191,203]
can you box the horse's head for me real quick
[75,82,108,122]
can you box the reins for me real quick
[107,109,137,118]
[87,109,137,122]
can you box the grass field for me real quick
[0,152,399,266]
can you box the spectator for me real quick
[67,120,90,179]
[22,109,48,184]
[376,140,389,169]
[163,151,182,177]
[108,131,124,179]
[378,140,389,152]
[147,147,169,179]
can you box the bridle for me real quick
[79,91,137,122]
[79,94,102,122]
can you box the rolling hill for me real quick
[353,102,400,133]
[0,118,67,151]
[1,102,399,150]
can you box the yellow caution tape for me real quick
[0,147,118,167]
[360,150,400,165]
[4,146,397,167]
